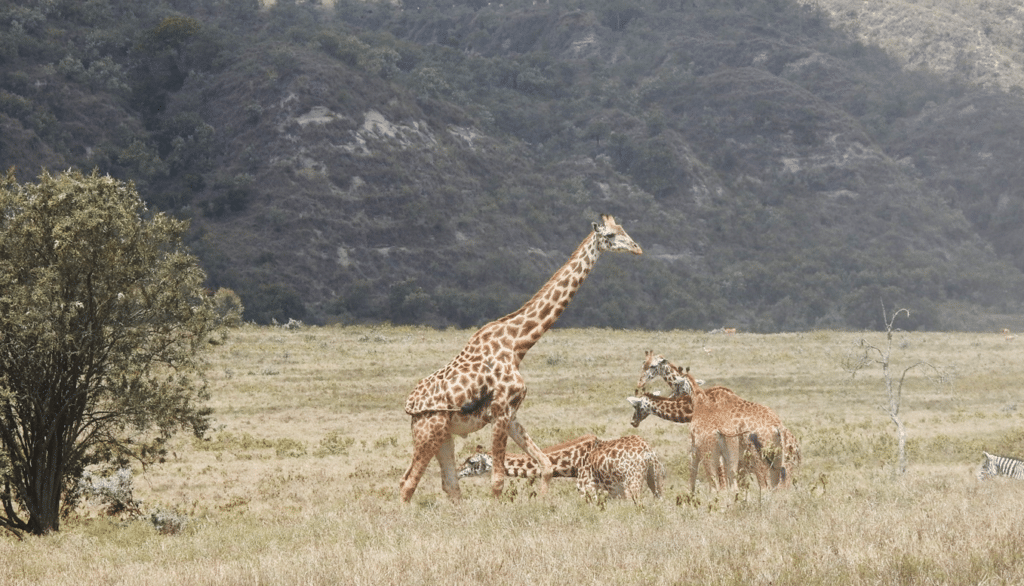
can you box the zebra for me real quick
[978,451,1024,480]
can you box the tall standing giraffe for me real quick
[400,215,642,502]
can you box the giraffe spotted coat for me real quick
[458,434,664,502]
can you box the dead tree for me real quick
[844,303,948,475]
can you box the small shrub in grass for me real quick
[373,435,399,449]
[211,288,245,329]
[274,438,307,458]
[148,508,189,535]
[194,431,275,452]
[79,468,189,534]
[78,468,143,519]
[314,432,355,456]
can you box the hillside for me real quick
[1,0,1024,331]
[802,0,1024,92]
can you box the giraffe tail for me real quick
[647,451,666,499]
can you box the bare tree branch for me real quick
[842,301,951,475]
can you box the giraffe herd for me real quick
[400,215,800,504]
[633,351,800,492]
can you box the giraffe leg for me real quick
[489,418,510,497]
[733,435,746,489]
[717,432,737,490]
[689,433,703,494]
[695,434,720,489]
[748,429,777,489]
[437,435,462,502]
[625,471,643,503]
[707,433,727,490]
[575,470,595,499]
[400,413,449,502]
[768,428,785,488]
[648,455,666,499]
[507,418,553,495]
[400,455,430,503]
[708,452,725,489]
[747,432,771,489]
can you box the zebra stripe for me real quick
[979,451,1024,480]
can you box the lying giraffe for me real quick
[459,434,599,480]
[400,215,641,503]
[637,351,800,492]
[576,436,665,502]
[458,435,664,502]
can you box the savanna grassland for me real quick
[3,324,1024,585]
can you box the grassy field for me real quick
[3,324,1024,585]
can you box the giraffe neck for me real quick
[646,393,694,423]
[660,362,693,394]
[678,370,716,407]
[499,232,601,362]
[501,452,543,477]
[501,435,598,477]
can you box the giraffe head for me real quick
[626,395,654,427]
[593,215,643,255]
[636,350,669,391]
[673,366,701,395]
[458,445,494,478]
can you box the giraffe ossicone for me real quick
[399,215,642,503]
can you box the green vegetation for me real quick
[1,0,1023,330]
[0,169,220,536]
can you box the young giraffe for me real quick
[625,392,734,488]
[400,215,642,503]
[668,363,801,489]
[576,436,665,502]
[636,353,796,491]
[622,352,737,485]
[629,358,747,487]
[637,352,800,492]
[458,435,664,502]
[458,434,600,480]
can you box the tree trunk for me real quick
[882,343,907,476]
[890,411,907,476]
[25,435,67,534]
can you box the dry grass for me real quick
[3,325,1024,585]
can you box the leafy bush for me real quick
[212,288,245,328]
[78,468,143,519]
[243,281,308,325]
[387,278,437,325]
[0,169,217,536]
